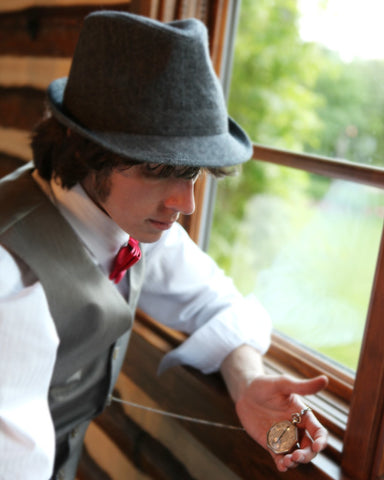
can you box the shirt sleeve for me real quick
[0,246,59,480]
[138,223,272,374]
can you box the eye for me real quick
[116,166,134,177]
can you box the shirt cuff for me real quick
[158,293,272,375]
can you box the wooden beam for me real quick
[156,0,177,22]
[77,445,112,480]
[0,0,132,13]
[81,422,149,480]
[342,223,384,479]
[0,153,25,178]
[110,374,242,479]
[0,87,45,129]
[207,0,229,73]
[117,325,340,479]
[0,4,132,57]
[94,399,196,480]
[0,128,31,161]
[177,0,198,19]
[0,56,71,89]
[253,143,384,189]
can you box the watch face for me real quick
[267,420,299,454]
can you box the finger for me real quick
[300,411,328,453]
[273,439,315,471]
[291,444,316,464]
[281,375,329,397]
[273,439,313,471]
[272,450,295,472]
[276,456,289,472]
[311,425,329,452]
[282,453,299,469]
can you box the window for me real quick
[192,1,384,478]
[211,162,384,372]
[209,0,384,373]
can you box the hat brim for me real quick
[47,77,252,168]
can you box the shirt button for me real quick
[71,427,79,438]
[57,470,65,480]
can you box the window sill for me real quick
[119,311,351,480]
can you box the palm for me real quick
[235,375,328,472]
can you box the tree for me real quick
[209,0,325,272]
[309,53,384,167]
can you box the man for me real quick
[0,11,328,479]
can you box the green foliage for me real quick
[309,54,384,166]
[210,0,384,277]
[210,0,325,272]
[208,0,384,370]
[229,0,323,150]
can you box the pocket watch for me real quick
[267,407,311,455]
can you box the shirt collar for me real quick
[32,170,129,274]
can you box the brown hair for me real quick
[31,112,233,199]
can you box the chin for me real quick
[134,231,163,244]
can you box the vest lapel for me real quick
[0,166,145,384]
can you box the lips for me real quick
[149,219,175,231]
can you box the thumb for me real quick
[282,375,328,396]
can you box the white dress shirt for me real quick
[0,171,271,478]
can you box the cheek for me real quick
[105,183,156,219]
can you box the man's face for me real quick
[82,164,197,243]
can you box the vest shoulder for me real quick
[0,162,47,235]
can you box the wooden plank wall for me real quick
[0,1,125,174]
[78,314,335,480]
[0,0,224,174]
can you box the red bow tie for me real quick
[109,237,141,284]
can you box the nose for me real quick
[163,179,195,215]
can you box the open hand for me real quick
[235,374,328,472]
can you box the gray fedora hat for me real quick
[47,11,252,167]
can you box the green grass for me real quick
[209,177,383,371]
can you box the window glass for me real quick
[208,0,384,370]
[227,0,384,166]
[210,162,383,370]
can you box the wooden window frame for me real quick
[183,143,384,480]
[180,2,384,475]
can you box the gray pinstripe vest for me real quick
[0,164,145,479]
